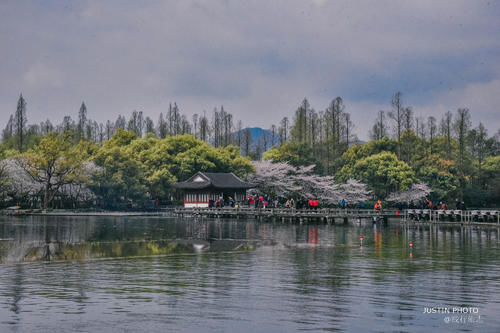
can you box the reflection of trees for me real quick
[0,216,96,262]
[0,216,258,262]
[282,225,355,329]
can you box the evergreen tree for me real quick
[15,94,28,152]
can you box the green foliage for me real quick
[18,132,88,208]
[90,132,254,206]
[413,155,459,201]
[91,136,148,206]
[263,142,322,172]
[337,151,417,198]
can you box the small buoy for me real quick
[360,236,364,240]
[409,241,413,247]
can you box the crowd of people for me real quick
[210,194,468,211]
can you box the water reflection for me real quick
[0,216,499,332]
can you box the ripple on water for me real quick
[0,218,499,332]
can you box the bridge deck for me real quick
[174,207,398,222]
[174,207,500,224]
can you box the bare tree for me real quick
[243,128,252,157]
[453,108,471,176]
[157,113,167,138]
[427,116,437,154]
[440,111,453,160]
[388,91,403,158]
[370,110,387,141]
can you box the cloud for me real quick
[0,0,498,140]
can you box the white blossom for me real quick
[336,179,372,203]
[387,183,431,203]
[249,160,371,203]
[3,158,42,199]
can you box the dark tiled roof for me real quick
[172,172,255,190]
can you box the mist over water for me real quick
[0,216,499,332]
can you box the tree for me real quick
[263,141,322,172]
[242,128,252,157]
[453,108,471,192]
[370,111,387,141]
[387,183,431,203]
[158,113,168,139]
[16,132,88,209]
[77,102,87,142]
[248,161,329,200]
[249,160,370,203]
[337,151,417,198]
[2,115,14,142]
[1,158,42,207]
[145,116,155,136]
[388,91,403,159]
[0,160,11,205]
[105,120,114,140]
[114,115,126,131]
[279,117,289,145]
[91,129,147,207]
[291,98,310,144]
[413,154,459,201]
[336,179,372,204]
[440,111,453,160]
[15,94,28,152]
[427,116,437,155]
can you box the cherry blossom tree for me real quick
[387,183,431,203]
[2,158,42,206]
[249,160,371,203]
[337,179,372,203]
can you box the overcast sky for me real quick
[1,0,499,140]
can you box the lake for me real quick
[0,215,499,332]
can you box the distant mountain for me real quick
[234,127,279,156]
[233,127,364,155]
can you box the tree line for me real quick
[266,92,499,207]
[1,92,499,208]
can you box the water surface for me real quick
[0,216,499,332]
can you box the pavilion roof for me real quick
[172,172,255,190]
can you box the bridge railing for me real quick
[175,207,400,217]
[404,209,499,223]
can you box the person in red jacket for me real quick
[313,199,319,209]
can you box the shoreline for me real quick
[0,209,175,217]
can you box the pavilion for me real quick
[172,172,255,208]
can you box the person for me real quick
[290,198,295,209]
[313,199,319,210]
[461,201,466,211]
[426,199,433,210]
[254,194,259,208]
[455,198,462,210]
[247,195,254,207]
[374,200,382,210]
[340,199,346,209]
[440,201,447,210]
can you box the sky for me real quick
[1,0,499,140]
